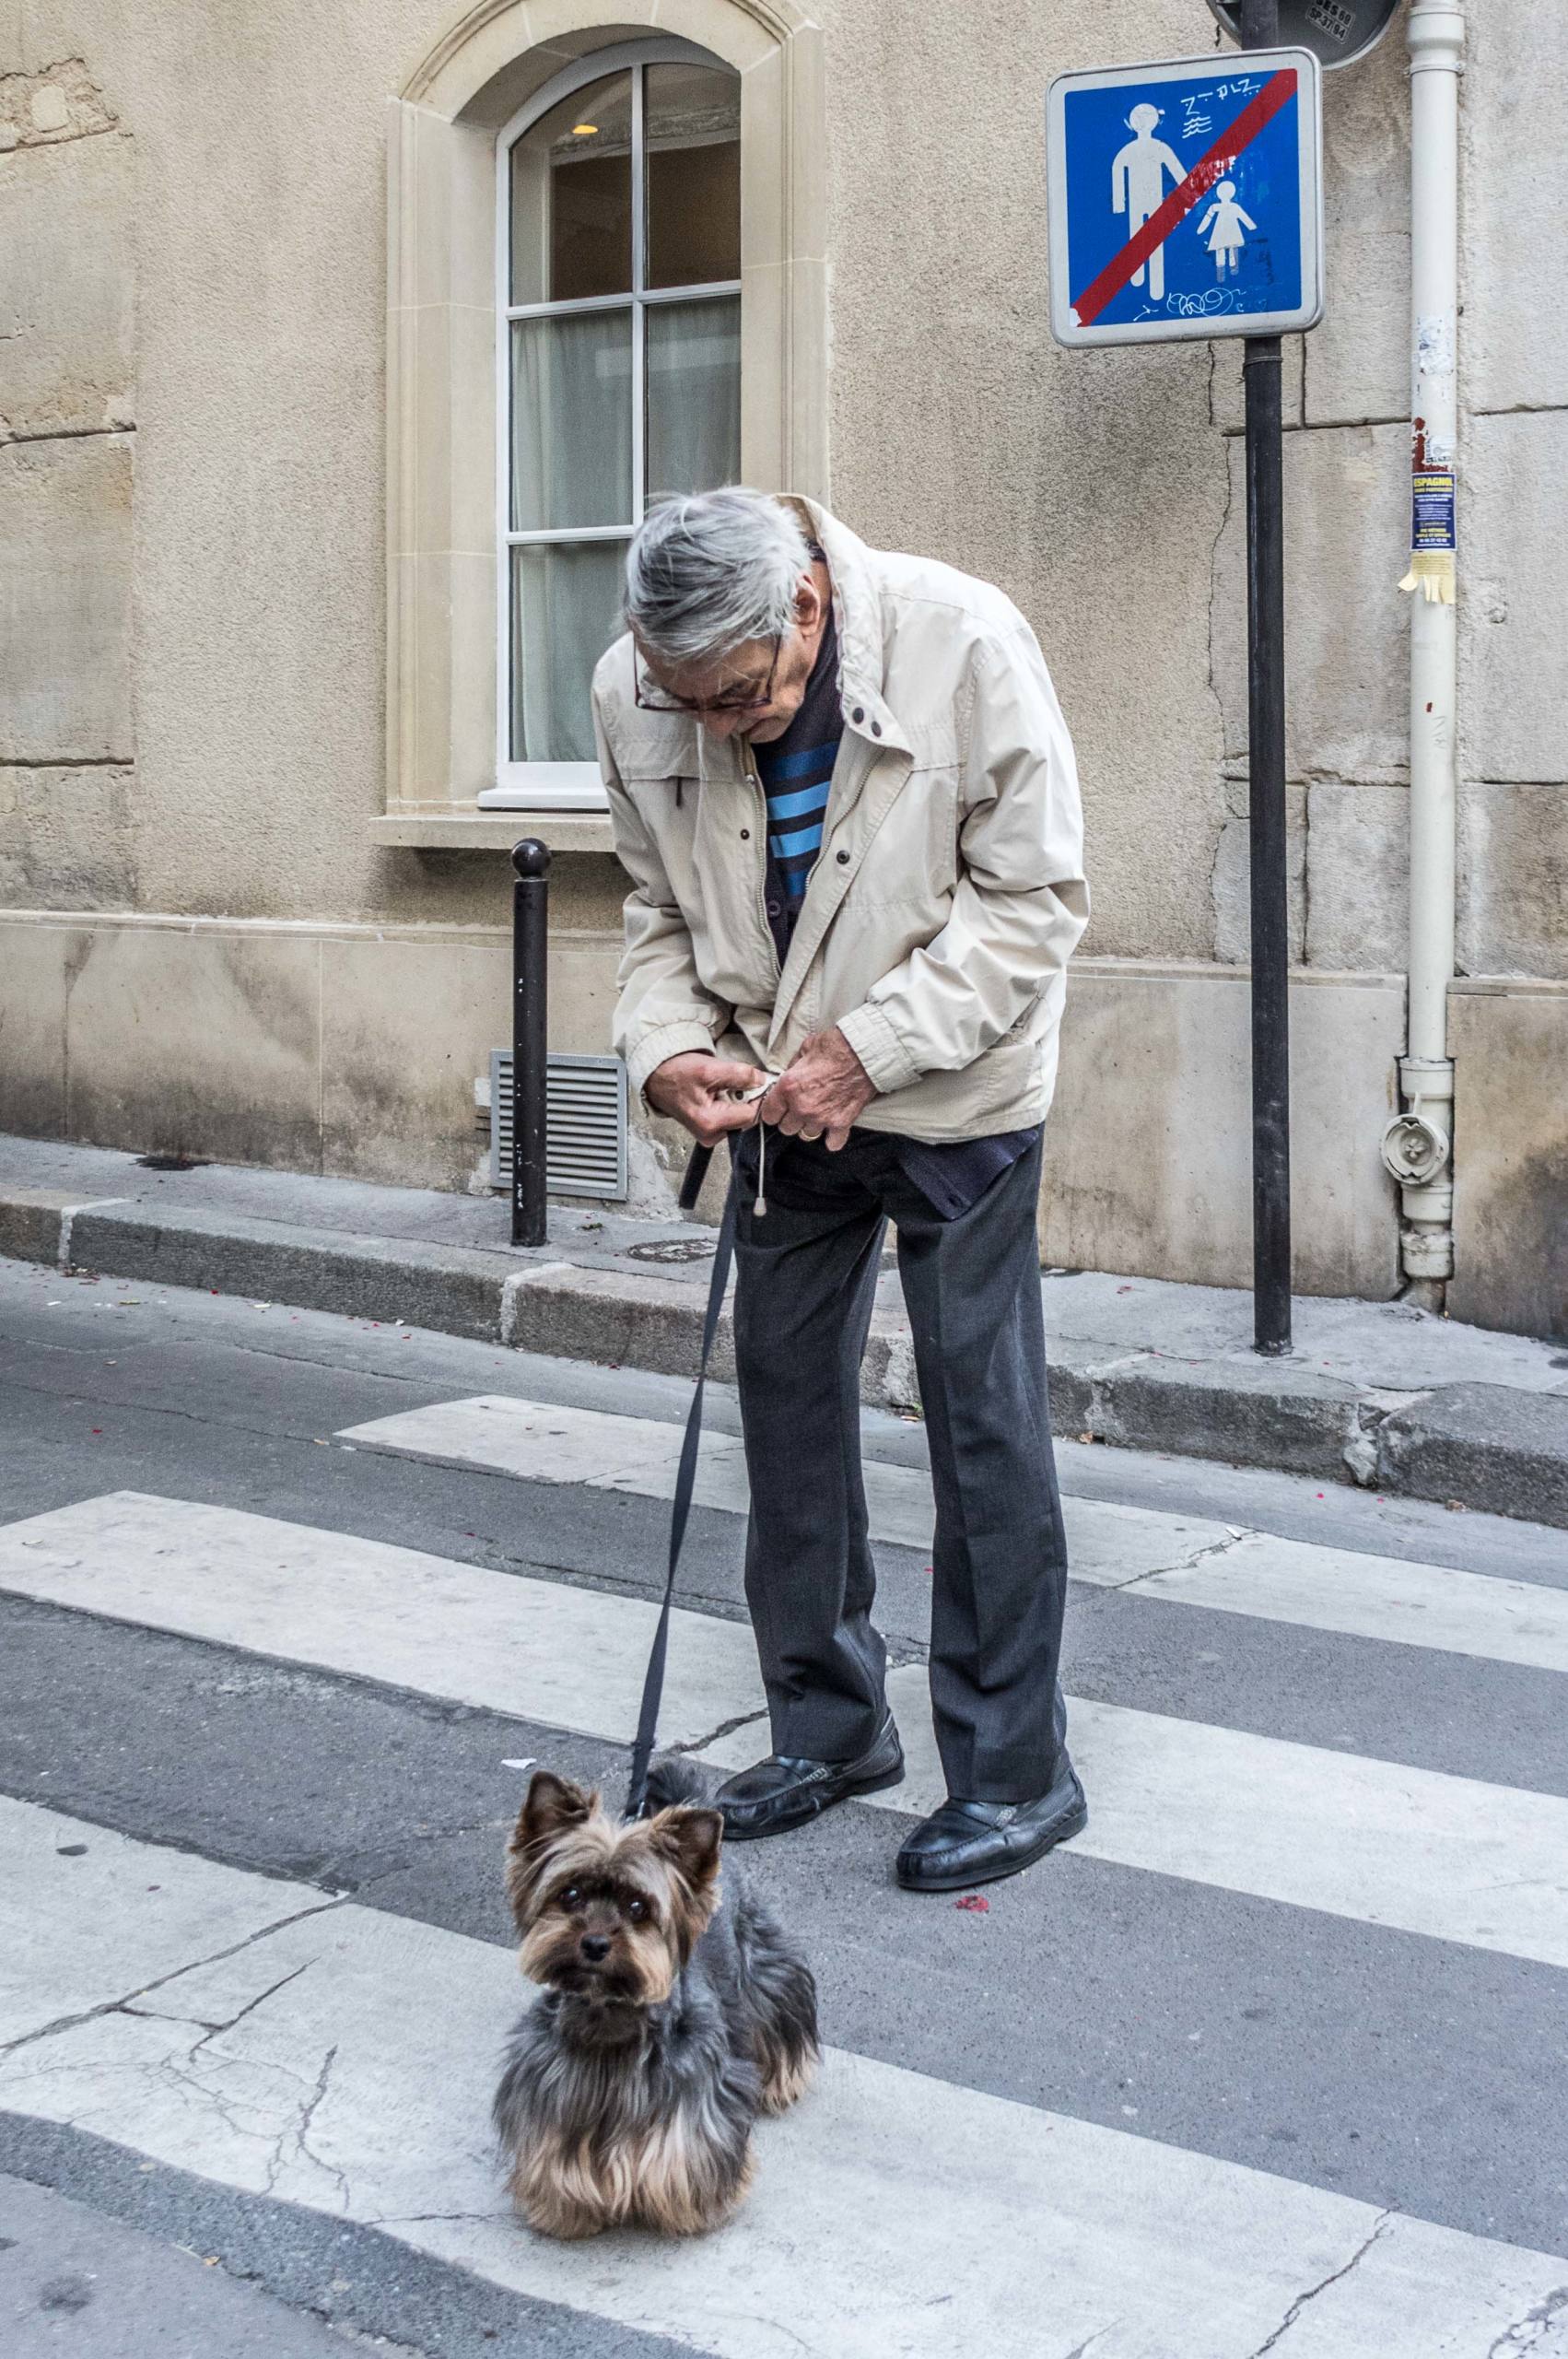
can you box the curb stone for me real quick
[4,1185,1566,1530]
[1375,1384,1568,1526]
[74,1204,511,1344]
[1063,1347,1366,1480]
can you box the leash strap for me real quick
[676,1143,713,1213]
[624,1168,741,1819]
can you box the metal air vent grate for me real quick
[489,1050,628,1202]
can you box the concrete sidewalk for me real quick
[2,1132,1565,1527]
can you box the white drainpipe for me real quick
[1383,0,1465,1305]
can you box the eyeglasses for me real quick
[634,637,780,717]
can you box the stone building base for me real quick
[0,908,1561,1335]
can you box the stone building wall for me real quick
[0,2,1562,1330]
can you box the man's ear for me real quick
[505,1771,594,1924]
[793,570,825,630]
[652,1804,723,1894]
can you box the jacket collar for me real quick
[788,499,912,758]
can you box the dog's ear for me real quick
[651,1804,723,1894]
[506,1771,596,1925]
[517,1769,594,1851]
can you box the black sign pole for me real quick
[510,837,551,1250]
[1239,0,1293,1356]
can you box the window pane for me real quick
[644,62,741,289]
[510,72,633,304]
[510,311,632,531]
[645,295,741,501]
[510,541,626,763]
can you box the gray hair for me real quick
[624,489,811,667]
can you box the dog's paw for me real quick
[757,2039,819,2114]
[519,2190,609,2241]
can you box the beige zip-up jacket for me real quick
[593,501,1089,1144]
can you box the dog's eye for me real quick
[626,1896,648,1921]
[559,1885,581,1909]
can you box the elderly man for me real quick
[592,489,1088,1892]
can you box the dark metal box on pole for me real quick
[510,838,551,1249]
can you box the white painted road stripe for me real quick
[337,1394,1568,1676]
[0,1794,332,2049]
[0,1490,764,1749]
[2,1796,1564,2359]
[721,1661,1568,1968]
[339,1391,1231,1580]
[6,1493,1568,1969]
[1136,1524,1568,1671]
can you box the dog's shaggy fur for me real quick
[493,1760,819,2239]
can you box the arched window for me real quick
[497,41,742,796]
[383,0,825,850]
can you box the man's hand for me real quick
[646,1052,766,1146]
[760,1027,876,1152]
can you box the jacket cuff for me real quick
[625,1020,726,1107]
[837,1002,923,1096]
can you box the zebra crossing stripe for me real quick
[0,1792,331,2049]
[0,1489,765,1747]
[2,1792,1564,2359]
[338,1393,1568,1676]
[5,1493,1568,1967]
[338,1391,1211,1568]
[780,1661,1568,1967]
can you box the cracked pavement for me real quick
[3,1255,1568,2353]
[6,1825,1567,2359]
[1245,2212,1394,2356]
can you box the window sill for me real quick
[369,809,618,855]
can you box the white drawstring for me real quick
[735,1075,781,1218]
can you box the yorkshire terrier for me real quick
[494,1759,819,2239]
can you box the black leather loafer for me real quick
[895,1758,1087,1893]
[717,1714,905,1840]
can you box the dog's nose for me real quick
[579,1934,611,1964]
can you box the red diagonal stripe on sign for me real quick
[1071,69,1297,328]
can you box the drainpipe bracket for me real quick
[1407,3,1466,73]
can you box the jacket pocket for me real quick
[850,765,961,908]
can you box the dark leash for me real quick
[676,1143,713,1213]
[623,1146,741,1820]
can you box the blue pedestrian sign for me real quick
[1046,50,1323,347]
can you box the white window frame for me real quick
[483,36,741,812]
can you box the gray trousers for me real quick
[731,1130,1069,1804]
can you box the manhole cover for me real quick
[625,1238,717,1265]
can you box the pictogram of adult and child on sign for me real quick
[1113,102,1258,295]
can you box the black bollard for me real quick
[510,838,551,1248]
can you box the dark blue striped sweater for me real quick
[755,613,841,921]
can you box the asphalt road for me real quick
[1,1257,1565,2358]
